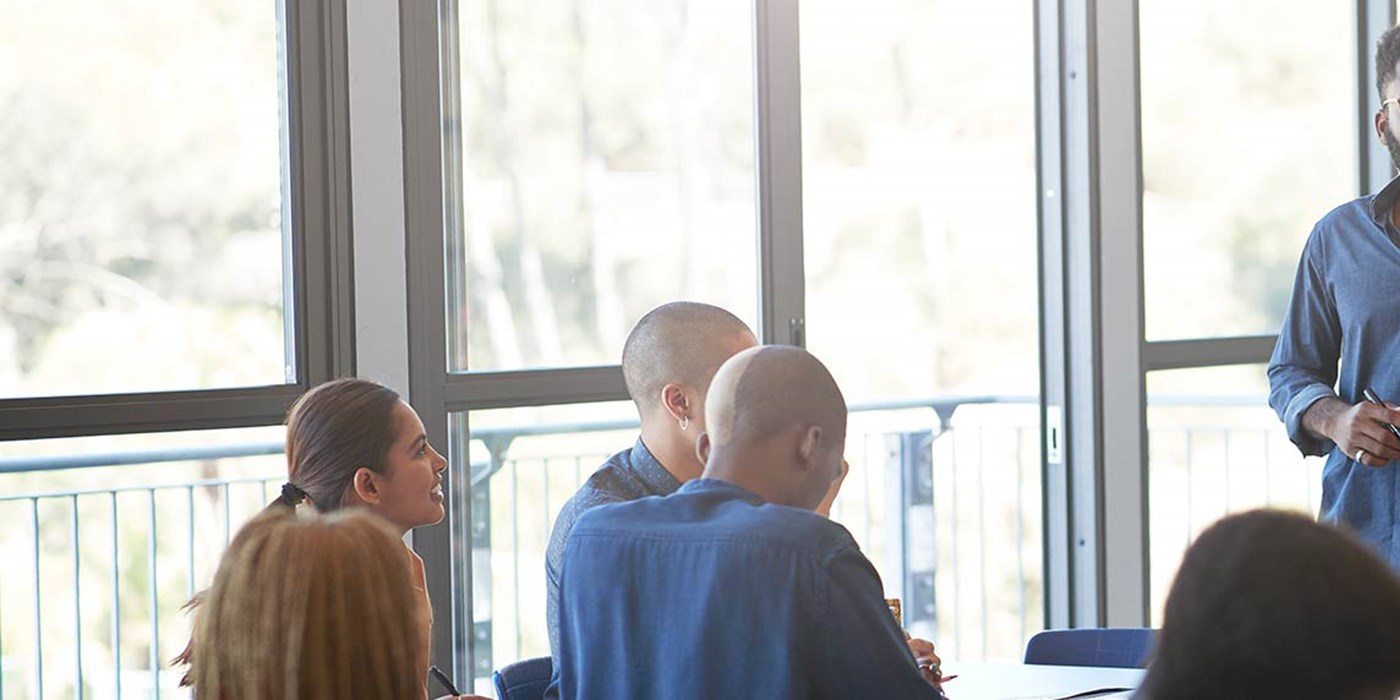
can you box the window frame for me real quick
[1038,0,1397,630]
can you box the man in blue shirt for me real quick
[1267,26,1400,568]
[544,302,759,660]
[553,346,943,699]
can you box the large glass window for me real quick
[799,0,1041,660]
[1145,365,1322,623]
[447,0,758,372]
[0,427,285,697]
[0,0,292,398]
[1140,1,1354,341]
[451,402,639,693]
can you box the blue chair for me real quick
[1024,627,1155,669]
[492,656,553,700]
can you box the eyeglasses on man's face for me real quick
[1383,97,1400,113]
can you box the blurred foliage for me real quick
[0,0,286,398]
[1141,0,1354,340]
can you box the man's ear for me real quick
[660,383,691,423]
[350,466,382,505]
[1378,108,1388,145]
[796,426,823,473]
[696,432,712,465]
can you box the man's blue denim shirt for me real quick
[550,478,938,699]
[1268,175,1400,568]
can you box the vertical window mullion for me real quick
[1039,0,1150,630]
[399,0,464,682]
[753,0,806,346]
[1035,0,1073,631]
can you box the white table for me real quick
[938,660,1144,700]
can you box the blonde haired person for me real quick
[186,508,426,699]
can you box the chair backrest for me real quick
[492,656,554,700]
[1024,628,1155,669]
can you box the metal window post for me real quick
[1036,0,1149,630]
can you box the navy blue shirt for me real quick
[552,478,938,700]
[1268,175,1400,568]
[546,438,681,658]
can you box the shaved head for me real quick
[705,346,847,453]
[622,302,756,414]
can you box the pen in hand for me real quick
[1362,388,1400,440]
[429,665,460,697]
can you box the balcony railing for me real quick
[0,394,1317,698]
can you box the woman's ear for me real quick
[350,466,382,505]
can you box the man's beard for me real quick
[1386,127,1400,173]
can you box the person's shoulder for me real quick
[1298,195,1384,267]
[567,492,669,537]
[745,503,861,556]
[1309,196,1374,242]
[558,449,646,516]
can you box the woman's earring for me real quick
[680,416,690,431]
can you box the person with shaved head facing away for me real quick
[550,346,943,700]
[544,302,759,663]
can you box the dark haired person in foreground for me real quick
[552,346,943,699]
[1136,509,1400,700]
[1268,23,1400,569]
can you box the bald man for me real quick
[551,346,943,700]
[545,302,758,660]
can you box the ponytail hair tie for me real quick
[280,482,308,506]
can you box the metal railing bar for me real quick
[0,442,284,475]
[186,487,196,600]
[1015,427,1027,647]
[511,462,522,661]
[0,477,280,503]
[1262,428,1273,506]
[542,458,551,551]
[977,425,988,660]
[1223,429,1233,513]
[148,489,160,700]
[949,427,961,657]
[1185,429,1195,547]
[110,492,121,700]
[222,483,232,548]
[0,394,1275,483]
[32,498,44,700]
[71,495,84,700]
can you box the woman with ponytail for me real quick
[273,378,448,677]
[181,378,470,698]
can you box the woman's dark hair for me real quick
[1139,509,1400,700]
[271,378,403,513]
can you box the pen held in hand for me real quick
[1362,387,1400,440]
[429,665,460,696]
